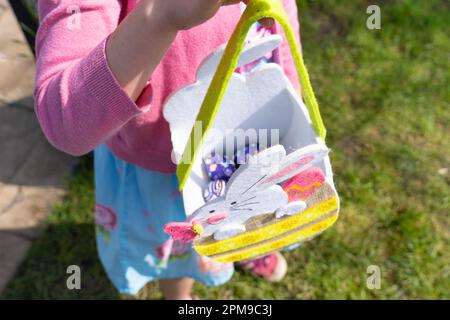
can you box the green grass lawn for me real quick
[2,0,449,299]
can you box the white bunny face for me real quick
[190,185,287,238]
[189,143,330,239]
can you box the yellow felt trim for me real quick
[177,0,326,190]
[194,196,338,256]
[211,214,338,262]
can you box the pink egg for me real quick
[282,167,325,201]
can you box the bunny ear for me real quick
[164,222,198,243]
[257,144,329,188]
[225,145,286,197]
[196,35,282,79]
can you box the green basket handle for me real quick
[177,0,326,191]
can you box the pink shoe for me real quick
[237,251,287,282]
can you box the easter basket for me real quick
[163,0,339,263]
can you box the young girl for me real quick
[35,0,301,299]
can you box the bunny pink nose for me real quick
[207,212,227,224]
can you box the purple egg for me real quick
[235,143,259,166]
[203,152,236,181]
[203,180,227,202]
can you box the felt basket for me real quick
[163,0,339,262]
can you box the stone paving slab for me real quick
[0,0,35,109]
[0,0,78,294]
[0,232,32,293]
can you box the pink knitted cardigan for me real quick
[35,0,301,173]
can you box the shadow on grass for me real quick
[1,222,120,300]
[0,157,121,300]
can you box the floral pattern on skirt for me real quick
[94,144,233,295]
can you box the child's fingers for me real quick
[220,0,243,5]
[221,0,274,27]
[259,17,274,28]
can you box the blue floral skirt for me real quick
[94,144,234,295]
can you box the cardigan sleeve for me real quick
[34,0,149,156]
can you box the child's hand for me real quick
[107,0,272,102]
[154,0,269,31]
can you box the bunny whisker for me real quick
[232,202,260,209]
[230,208,253,212]
[241,175,267,195]
[230,196,257,209]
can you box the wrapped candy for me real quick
[203,152,236,181]
[203,180,227,202]
[234,143,259,166]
